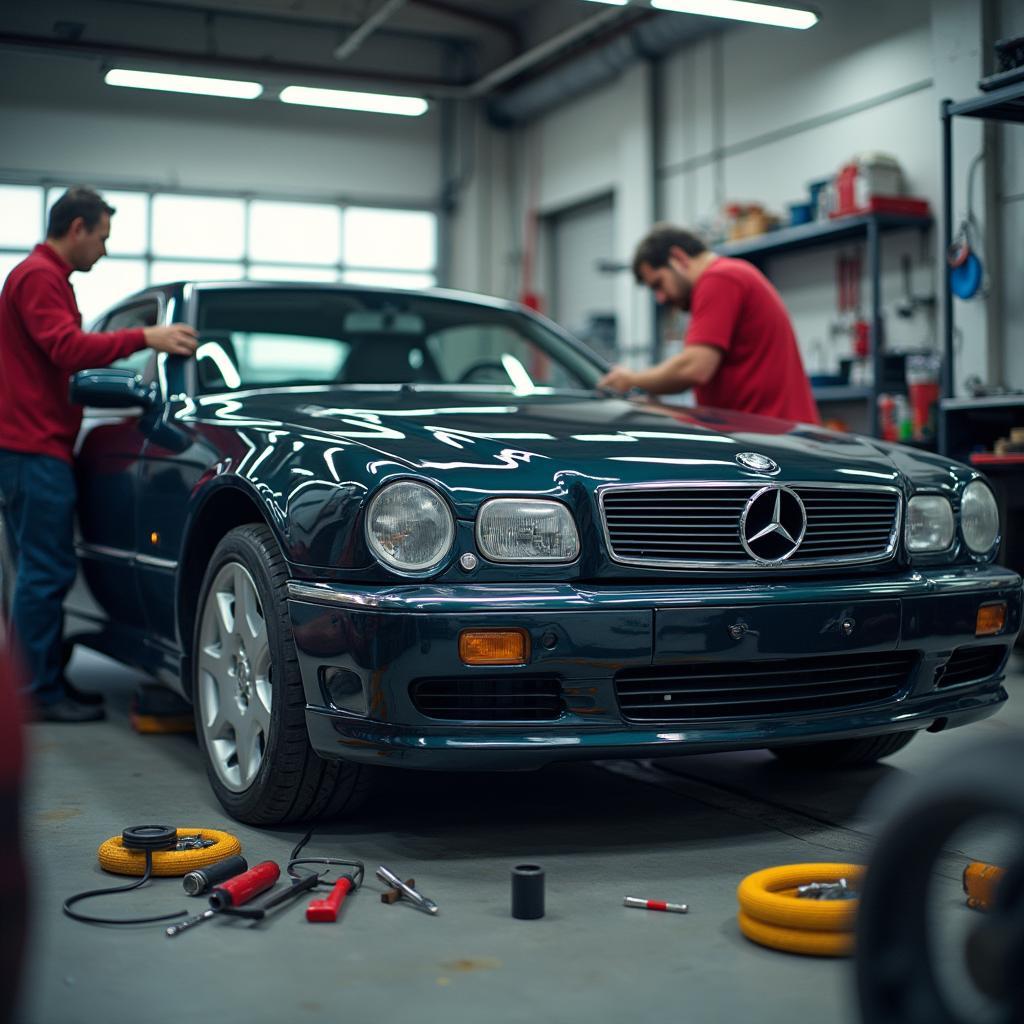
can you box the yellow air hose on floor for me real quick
[98,827,242,876]
[737,863,864,956]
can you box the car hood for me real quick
[201,389,950,513]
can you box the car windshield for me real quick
[193,287,603,394]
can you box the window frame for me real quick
[0,182,440,323]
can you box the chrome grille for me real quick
[615,651,917,721]
[600,484,901,568]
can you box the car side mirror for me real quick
[70,369,158,411]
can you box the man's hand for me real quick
[143,323,198,356]
[597,365,637,393]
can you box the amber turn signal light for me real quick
[459,629,529,666]
[976,603,1007,636]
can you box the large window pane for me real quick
[0,252,30,289]
[102,191,148,256]
[151,261,244,284]
[248,264,338,283]
[248,201,340,265]
[0,186,43,248]
[342,269,435,290]
[152,195,245,259]
[343,208,435,271]
[71,259,148,325]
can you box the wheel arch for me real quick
[176,482,286,697]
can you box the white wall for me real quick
[471,0,1012,398]
[657,0,950,386]
[0,51,441,205]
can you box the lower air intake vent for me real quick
[615,651,917,722]
[935,645,1008,689]
[411,676,564,722]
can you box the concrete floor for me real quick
[16,648,1024,1024]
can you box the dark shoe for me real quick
[61,677,105,706]
[30,697,105,723]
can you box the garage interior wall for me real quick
[470,0,1019,397]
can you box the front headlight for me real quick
[906,494,955,553]
[476,499,580,563]
[366,480,454,573]
[961,480,999,554]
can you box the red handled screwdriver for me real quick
[166,860,280,937]
[307,874,358,923]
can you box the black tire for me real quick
[192,524,371,825]
[856,737,1024,1023]
[769,730,916,769]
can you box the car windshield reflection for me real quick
[194,288,603,395]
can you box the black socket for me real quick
[511,864,545,920]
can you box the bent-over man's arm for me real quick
[16,271,196,371]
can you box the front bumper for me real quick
[288,566,1022,769]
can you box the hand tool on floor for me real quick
[183,855,249,896]
[381,877,415,905]
[624,896,688,914]
[285,826,365,924]
[166,860,280,937]
[377,865,438,915]
[307,873,359,922]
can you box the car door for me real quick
[69,297,160,635]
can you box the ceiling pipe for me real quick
[334,0,409,62]
[466,6,631,98]
[487,12,713,126]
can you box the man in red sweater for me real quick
[599,223,819,425]
[0,187,197,722]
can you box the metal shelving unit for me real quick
[940,78,1024,454]
[718,212,932,436]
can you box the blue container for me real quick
[788,201,814,226]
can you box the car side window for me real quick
[104,300,160,379]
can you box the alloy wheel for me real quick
[197,560,273,793]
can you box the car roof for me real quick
[117,279,529,316]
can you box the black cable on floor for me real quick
[62,843,186,925]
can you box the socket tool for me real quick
[376,865,438,915]
[166,860,280,937]
[183,855,249,896]
[511,864,545,920]
[624,896,688,914]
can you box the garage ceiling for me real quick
[0,0,666,98]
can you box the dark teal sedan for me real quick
[63,282,1021,824]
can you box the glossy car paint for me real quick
[65,282,1023,771]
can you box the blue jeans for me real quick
[0,450,77,705]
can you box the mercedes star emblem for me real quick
[735,452,779,474]
[739,485,807,563]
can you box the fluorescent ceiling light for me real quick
[279,86,428,116]
[579,0,630,5]
[650,0,818,29]
[104,68,263,99]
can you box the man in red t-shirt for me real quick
[0,187,197,722]
[599,224,819,425]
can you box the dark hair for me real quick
[632,223,707,281]
[46,187,115,239]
